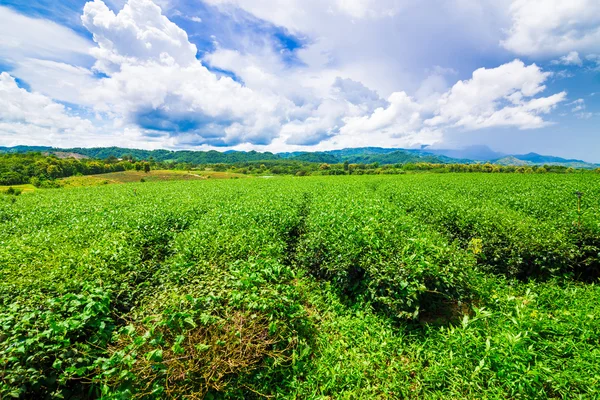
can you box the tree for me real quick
[87,161,104,174]
[343,161,349,172]
[143,162,151,173]
[47,164,62,179]
[0,172,25,185]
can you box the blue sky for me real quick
[0,0,599,161]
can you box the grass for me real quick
[0,183,36,193]
[27,170,252,189]
[188,170,249,179]
[63,170,207,185]
[1,170,249,195]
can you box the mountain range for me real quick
[1,145,598,169]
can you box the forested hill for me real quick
[0,147,281,164]
[0,146,451,165]
[1,145,598,168]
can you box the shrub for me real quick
[296,190,476,319]
[97,260,313,398]
[0,171,25,185]
[3,187,22,196]
[0,286,115,398]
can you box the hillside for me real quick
[492,156,532,166]
[1,145,598,168]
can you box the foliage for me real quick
[1,174,599,398]
[2,187,22,196]
[0,153,137,185]
[295,187,476,319]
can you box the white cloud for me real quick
[312,60,564,150]
[82,0,198,72]
[204,0,405,31]
[0,70,184,149]
[586,54,600,70]
[340,92,422,137]
[11,59,97,105]
[552,51,583,66]
[333,0,403,19]
[554,70,575,79]
[502,0,600,56]
[569,99,586,112]
[170,9,202,23]
[0,0,572,152]
[80,0,295,146]
[0,6,93,66]
[576,112,592,120]
[0,6,99,106]
[425,60,566,130]
[567,99,594,120]
[203,0,509,97]
[0,72,96,144]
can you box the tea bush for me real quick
[1,174,599,398]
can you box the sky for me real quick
[0,0,599,161]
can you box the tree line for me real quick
[2,153,598,187]
[0,153,151,186]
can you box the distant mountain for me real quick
[1,145,598,168]
[0,146,280,164]
[425,145,505,161]
[491,153,598,169]
[283,147,474,164]
[0,145,53,153]
[512,152,585,164]
[289,152,340,164]
[493,156,532,167]
[340,150,444,164]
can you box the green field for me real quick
[1,170,248,193]
[1,174,600,399]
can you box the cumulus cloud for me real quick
[0,70,182,149]
[0,72,96,144]
[0,0,573,152]
[82,0,198,72]
[502,0,600,56]
[340,92,422,137]
[425,60,566,130]
[275,79,388,146]
[552,51,583,66]
[78,0,421,149]
[80,0,293,146]
[332,77,388,111]
[315,60,565,149]
[203,0,509,98]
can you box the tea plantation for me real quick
[1,174,600,399]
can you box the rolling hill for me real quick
[1,145,598,168]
